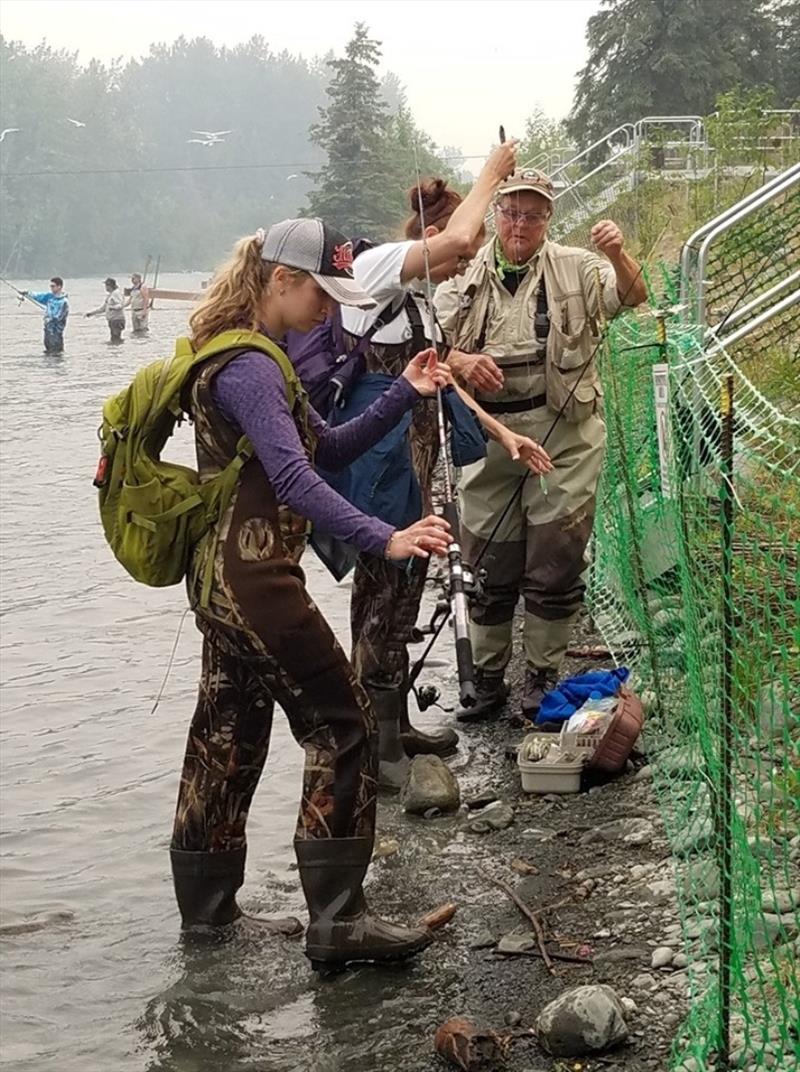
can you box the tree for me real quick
[568,0,779,145]
[773,0,800,104]
[305,23,397,238]
[518,108,569,170]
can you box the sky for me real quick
[0,0,601,152]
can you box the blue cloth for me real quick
[324,373,420,530]
[535,667,630,726]
[28,291,69,325]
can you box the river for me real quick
[0,276,466,1072]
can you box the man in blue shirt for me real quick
[23,276,69,354]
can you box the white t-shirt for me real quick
[341,240,443,345]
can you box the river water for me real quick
[0,277,465,1072]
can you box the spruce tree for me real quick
[305,24,396,238]
[568,0,779,146]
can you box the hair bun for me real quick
[410,177,449,218]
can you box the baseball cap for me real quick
[261,218,376,308]
[494,168,555,203]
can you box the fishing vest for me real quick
[186,348,314,615]
[438,238,611,424]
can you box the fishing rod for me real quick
[413,140,477,710]
[0,276,46,309]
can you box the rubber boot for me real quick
[170,847,302,935]
[398,674,459,758]
[520,668,559,720]
[366,686,411,792]
[455,670,509,723]
[295,837,433,971]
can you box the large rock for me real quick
[535,985,629,1057]
[588,818,654,846]
[401,755,460,815]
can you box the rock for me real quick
[373,837,399,859]
[535,984,629,1057]
[761,888,800,915]
[468,800,514,834]
[752,912,799,950]
[631,973,656,991]
[594,945,650,966]
[423,807,442,819]
[589,818,655,845]
[641,878,676,906]
[401,755,460,815]
[651,946,675,969]
[497,932,536,954]
[504,1010,523,1027]
[520,826,557,842]
[632,764,653,783]
[673,815,714,858]
[673,952,688,969]
[465,789,499,810]
[654,744,701,778]
[620,997,638,1016]
[679,858,719,902]
[757,680,790,739]
[468,928,496,950]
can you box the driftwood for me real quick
[480,870,557,975]
[418,902,458,931]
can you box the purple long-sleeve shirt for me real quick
[212,351,418,556]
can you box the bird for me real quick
[66,117,86,128]
[0,128,21,143]
[286,174,299,180]
[191,129,232,140]
[187,138,217,147]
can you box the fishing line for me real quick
[150,608,192,715]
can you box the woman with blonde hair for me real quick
[171,216,453,970]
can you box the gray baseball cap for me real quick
[261,218,376,308]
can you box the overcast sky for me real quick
[0,0,600,152]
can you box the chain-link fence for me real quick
[587,174,800,1069]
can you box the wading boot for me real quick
[170,847,302,936]
[520,668,558,721]
[398,677,458,758]
[455,670,509,723]
[295,836,433,971]
[367,686,411,792]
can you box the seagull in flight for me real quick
[191,129,232,141]
[286,174,299,180]
[187,138,219,147]
[0,128,21,143]
[66,117,86,128]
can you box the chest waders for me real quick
[170,346,433,968]
[348,297,459,792]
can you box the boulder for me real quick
[401,755,460,815]
[535,984,629,1057]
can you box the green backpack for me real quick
[95,329,304,604]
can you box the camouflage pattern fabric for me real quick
[172,348,377,854]
[350,341,439,688]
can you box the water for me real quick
[0,278,464,1072]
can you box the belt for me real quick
[480,394,547,414]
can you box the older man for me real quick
[436,168,646,721]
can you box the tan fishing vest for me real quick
[437,238,620,424]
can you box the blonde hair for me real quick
[189,234,304,349]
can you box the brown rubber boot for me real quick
[455,670,509,723]
[295,837,433,971]
[170,847,302,936]
[521,668,559,720]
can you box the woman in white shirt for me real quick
[341,144,552,790]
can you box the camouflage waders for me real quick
[169,343,433,966]
[172,349,377,859]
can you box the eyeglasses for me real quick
[496,207,550,225]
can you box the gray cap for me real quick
[261,218,376,308]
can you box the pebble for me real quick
[504,1010,523,1027]
[468,800,515,834]
[633,764,653,782]
[373,838,399,859]
[468,928,496,950]
[651,946,675,969]
[620,997,638,1015]
[631,973,656,991]
[497,932,536,954]
[672,952,688,969]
